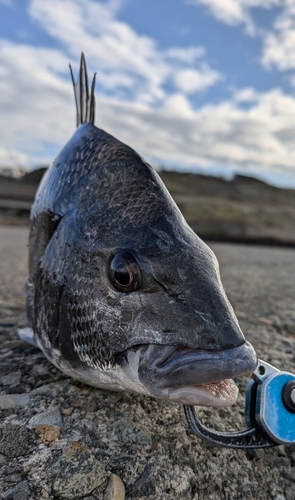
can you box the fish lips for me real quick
[123,340,257,407]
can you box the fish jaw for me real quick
[117,340,257,407]
[166,379,239,407]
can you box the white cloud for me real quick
[262,2,295,72]
[0,41,74,165]
[186,0,295,86]
[165,46,205,64]
[101,87,295,177]
[2,36,295,181]
[188,0,250,26]
[233,87,258,102]
[187,0,280,35]
[174,66,221,94]
[28,0,220,103]
[0,0,221,168]
[1,0,295,188]
[0,147,28,167]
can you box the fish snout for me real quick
[123,340,257,407]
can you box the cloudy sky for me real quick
[1,0,295,187]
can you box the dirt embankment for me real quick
[160,171,295,246]
[1,169,295,245]
[0,169,46,225]
[1,227,295,499]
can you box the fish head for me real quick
[29,55,257,408]
[31,124,256,408]
[76,153,257,407]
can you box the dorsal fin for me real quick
[69,53,96,128]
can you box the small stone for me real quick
[0,424,32,458]
[30,382,59,396]
[104,474,125,500]
[259,317,273,326]
[63,407,74,415]
[281,470,295,483]
[28,405,63,428]
[2,480,30,500]
[2,371,21,386]
[40,489,50,498]
[70,397,97,412]
[215,477,222,488]
[285,485,295,500]
[34,424,61,445]
[53,441,107,499]
[0,393,30,409]
[112,417,152,446]
[75,386,90,394]
[128,464,155,498]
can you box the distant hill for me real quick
[160,171,295,245]
[0,168,47,224]
[0,167,295,245]
[21,167,47,184]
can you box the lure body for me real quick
[27,55,257,407]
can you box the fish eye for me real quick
[109,251,142,292]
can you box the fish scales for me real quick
[24,54,257,407]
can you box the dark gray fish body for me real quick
[27,55,257,407]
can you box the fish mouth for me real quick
[167,378,239,406]
[119,341,257,407]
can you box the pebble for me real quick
[127,464,155,498]
[52,441,107,499]
[34,424,61,445]
[0,393,30,409]
[40,489,49,498]
[285,486,295,500]
[2,480,30,500]
[112,417,152,446]
[104,474,125,500]
[63,406,74,416]
[28,405,63,428]
[30,382,60,396]
[1,371,21,386]
[0,424,32,458]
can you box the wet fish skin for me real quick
[27,54,257,406]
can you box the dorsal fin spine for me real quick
[69,53,96,128]
[90,72,97,125]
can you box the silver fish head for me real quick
[28,54,257,407]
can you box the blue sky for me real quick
[1,0,295,188]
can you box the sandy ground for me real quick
[1,226,295,499]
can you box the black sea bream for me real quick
[25,54,257,407]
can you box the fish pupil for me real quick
[109,251,141,292]
[114,265,130,286]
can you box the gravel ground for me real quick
[1,226,295,500]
